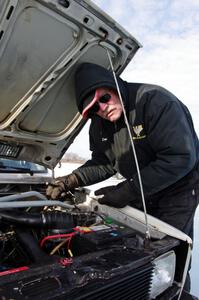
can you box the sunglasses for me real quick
[88,93,111,115]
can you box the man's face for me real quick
[93,88,123,122]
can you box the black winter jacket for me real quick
[74,63,199,200]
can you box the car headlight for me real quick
[150,251,176,299]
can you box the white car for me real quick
[0,1,197,299]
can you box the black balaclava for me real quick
[74,62,126,114]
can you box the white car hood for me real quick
[0,0,141,168]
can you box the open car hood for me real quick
[0,0,141,168]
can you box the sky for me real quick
[69,0,199,159]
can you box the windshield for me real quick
[0,158,47,173]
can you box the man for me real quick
[47,62,199,290]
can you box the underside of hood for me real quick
[0,0,141,168]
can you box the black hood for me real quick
[75,63,127,114]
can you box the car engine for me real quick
[0,190,183,300]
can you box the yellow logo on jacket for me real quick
[132,125,146,140]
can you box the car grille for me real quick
[73,263,154,300]
[21,277,61,298]
[0,263,154,300]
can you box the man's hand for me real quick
[46,173,79,200]
[95,180,135,208]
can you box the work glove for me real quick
[46,173,79,200]
[95,180,136,208]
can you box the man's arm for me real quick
[47,122,117,200]
[72,150,116,186]
[73,118,116,186]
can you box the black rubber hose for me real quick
[0,210,75,229]
[15,228,55,263]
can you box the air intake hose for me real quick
[0,210,74,229]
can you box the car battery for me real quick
[73,224,136,254]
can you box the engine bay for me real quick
[0,193,143,272]
[0,190,182,299]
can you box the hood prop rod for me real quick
[106,49,150,243]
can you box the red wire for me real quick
[67,236,72,250]
[40,233,75,248]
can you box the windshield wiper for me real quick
[0,166,34,176]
